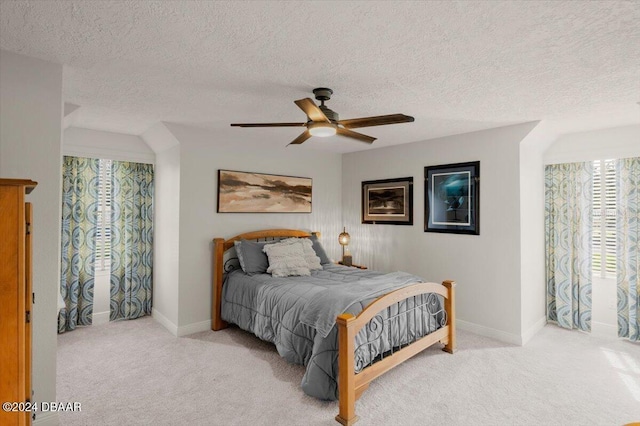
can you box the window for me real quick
[95,159,112,271]
[592,159,616,278]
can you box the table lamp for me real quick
[338,227,352,266]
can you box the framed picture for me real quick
[424,161,479,235]
[217,170,312,213]
[362,177,413,225]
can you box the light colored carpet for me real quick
[56,317,639,426]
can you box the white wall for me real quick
[544,124,640,337]
[162,123,343,334]
[140,123,182,332]
[0,50,63,423]
[519,122,557,343]
[592,276,618,337]
[63,126,155,164]
[342,122,539,343]
[151,144,181,332]
[544,124,640,164]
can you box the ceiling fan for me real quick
[230,88,414,146]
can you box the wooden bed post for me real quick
[336,313,358,426]
[442,280,456,354]
[212,238,228,331]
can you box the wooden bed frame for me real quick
[211,229,456,425]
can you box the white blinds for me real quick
[592,159,616,277]
[95,159,112,271]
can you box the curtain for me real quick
[616,157,640,342]
[545,162,593,332]
[110,161,154,321]
[59,156,100,333]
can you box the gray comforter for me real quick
[221,264,444,400]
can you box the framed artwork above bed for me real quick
[217,169,312,213]
[362,177,413,225]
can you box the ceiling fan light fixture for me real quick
[231,88,414,146]
[308,122,337,137]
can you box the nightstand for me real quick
[337,261,367,270]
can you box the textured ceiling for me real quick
[1,0,639,152]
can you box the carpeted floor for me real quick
[56,317,639,425]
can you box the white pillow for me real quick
[280,238,322,270]
[263,240,311,277]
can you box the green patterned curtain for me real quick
[616,157,640,342]
[110,161,154,320]
[545,162,593,332]
[59,156,100,333]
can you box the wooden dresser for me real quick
[0,179,37,426]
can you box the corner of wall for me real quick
[520,120,558,151]
[63,103,81,130]
[521,316,547,345]
[144,122,181,328]
[141,121,180,154]
[518,120,557,341]
[152,308,178,336]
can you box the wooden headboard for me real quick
[211,229,320,331]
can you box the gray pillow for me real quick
[234,240,270,275]
[310,234,331,265]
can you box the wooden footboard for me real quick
[335,280,456,425]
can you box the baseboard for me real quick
[177,319,212,337]
[521,316,547,345]
[92,311,110,326]
[34,411,59,426]
[152,308,178,336]
[457,319,522,346]
[152,309,211,337]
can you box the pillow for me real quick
[233,240,270,275]
[263,240,311,277]
[280,238,322,270]
[309,234,331,265]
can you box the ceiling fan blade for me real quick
[339,114,414,129]
[294,98,330,122]
[230,122,306,127]
[287,130,312,146]
[336,127,376,144]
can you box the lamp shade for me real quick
[338,227,350,246]
[308,122,337,137]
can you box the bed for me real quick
[211,229,456,425]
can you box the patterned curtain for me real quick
[59,156,100,333]
[545,162,593,332]
[110,161,154,321]
[616,157,640,342]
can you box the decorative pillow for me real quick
[280,238,323,270]
[309,234,331,265]
[263,241,311,277]
[234,240,270,275]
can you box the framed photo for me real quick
[217,169,312,213]
[424,161,479,235]
[362,177,413,225]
